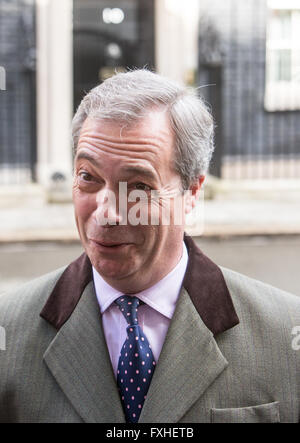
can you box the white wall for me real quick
[155,0,201,85]
[36,0,73,188]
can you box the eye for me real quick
[78,171,94,182]
[134,183,152,191]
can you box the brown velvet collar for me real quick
[40,235,239,335]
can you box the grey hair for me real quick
[71,69,215,190]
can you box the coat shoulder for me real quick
[220,266,300,326]
[0,266,66,328]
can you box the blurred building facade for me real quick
[197,0,300,179]
[0,0,299,194]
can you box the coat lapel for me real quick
[139,288,228,423]
[43,281,125,423]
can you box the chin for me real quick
[92,256,135,281]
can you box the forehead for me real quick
[80,108,172,137]
[76,110,175,167]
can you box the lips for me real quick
[90,239,130,248]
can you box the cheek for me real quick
[73,189,96,224]
[150,195,185,226]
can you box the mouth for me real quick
[90,239,132,251]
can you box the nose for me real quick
[94,188,124,226]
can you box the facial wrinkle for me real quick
[80,130,170,148]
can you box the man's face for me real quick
[73,109,186,292]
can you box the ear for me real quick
[184,175,205,214]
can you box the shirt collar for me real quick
[92,242,189,320]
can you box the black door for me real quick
[73,0,155,112]
[0,0,36,182]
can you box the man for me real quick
[0,70,300,423]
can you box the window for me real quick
[265,0,300,111]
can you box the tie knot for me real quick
[115,295,140,326]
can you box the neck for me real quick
[101,241,184,294]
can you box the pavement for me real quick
[0,196,300,242]
[1,235,299,296]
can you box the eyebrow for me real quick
[74,152,101,168]
[75,152,157,182]
[75,152,101,167]
[122,166,157,182]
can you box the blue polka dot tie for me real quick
[115,295,156,423]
